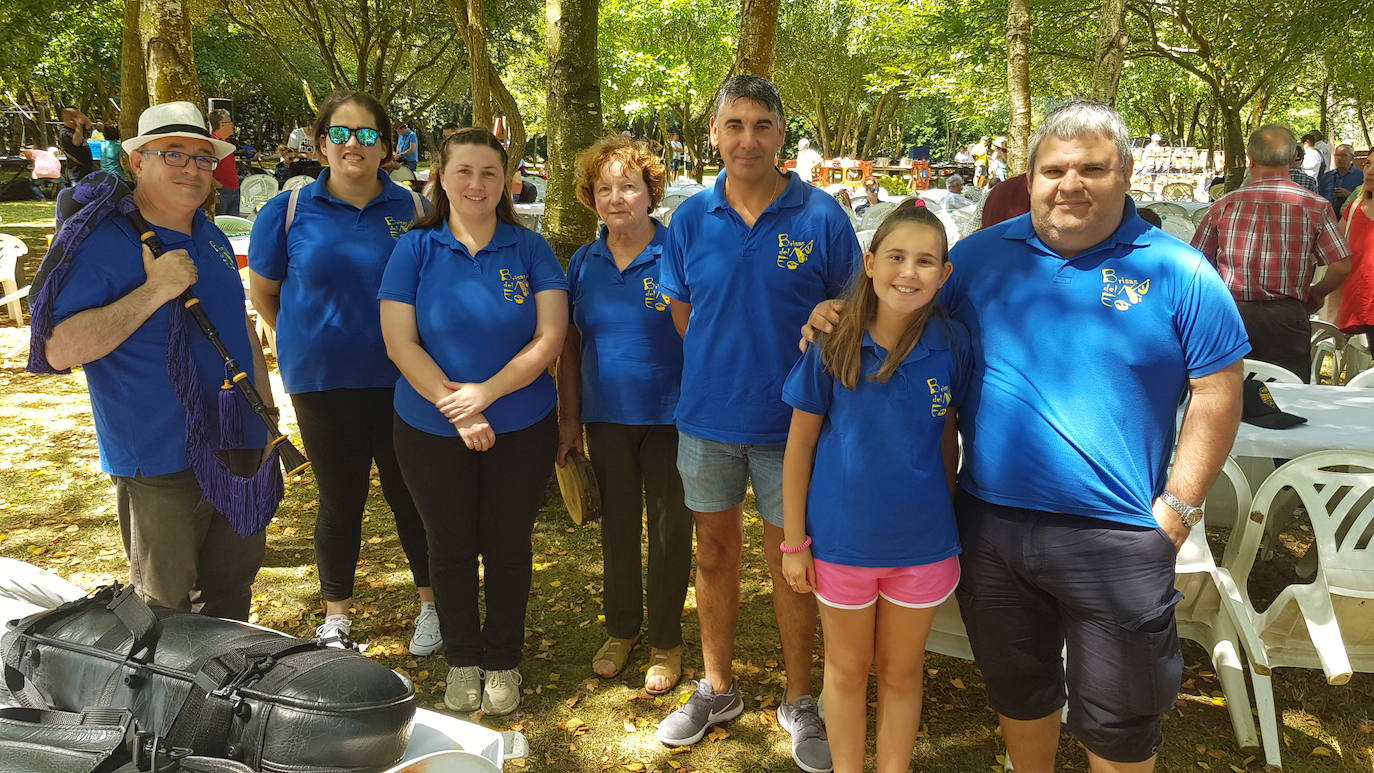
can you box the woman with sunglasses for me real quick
[248,91,436,653]
[380,128,567,716]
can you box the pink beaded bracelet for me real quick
[779,536,812,554]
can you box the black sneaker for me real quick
[656,678,744,746]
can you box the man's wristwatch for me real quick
[1160,491,1203,528]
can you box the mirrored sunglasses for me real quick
[326,126,381,147]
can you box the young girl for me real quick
[780,201,969,773]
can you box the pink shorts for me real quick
[813,556,960,610]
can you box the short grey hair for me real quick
[1247,124,1295,167]
[1028,99,1132,173]
[714,75,785,125]
[207,109,232,130]
[947,174,965,186]
[1336,143,1355,153]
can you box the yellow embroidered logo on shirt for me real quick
[500,267,531,304]
[928,377,952,417]
[211,241,237,272]
[384,216,410,239]
[776,234,815,270]
[1100,268,1151,311]
[642,277,670,311]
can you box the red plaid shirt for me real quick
[1192,176,1351,302]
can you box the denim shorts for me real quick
[676,432,785,526]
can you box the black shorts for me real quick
[954,490,1183,763]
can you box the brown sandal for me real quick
[644,644,684,695]
[592,635,638,678]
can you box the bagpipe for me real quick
[26,172,308,536]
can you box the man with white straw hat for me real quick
[29,101,277,620]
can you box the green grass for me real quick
[0,330,1372,770]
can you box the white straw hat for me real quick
[122,101,236,159]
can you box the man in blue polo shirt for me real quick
[395,123,419,172]
[655,75,860,772]
[805,100,1248,771]
[41,102,274,621]
[1318,143,1363,216]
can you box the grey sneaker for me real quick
[408,604,442,656]
[444,666,481,712]
[480,668,523,716]
[314,615,355,650]
[656,678,744,747]
[778,695,832,773]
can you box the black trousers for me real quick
[1236,298,1311,383]
[585,423,693,649]
[393,411,557,670]
[291,388,430,601]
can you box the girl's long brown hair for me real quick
[412,127,523,231]
[821,200,949,390]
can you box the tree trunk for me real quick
[859,89,892,160]
[1358,100,1372,147]
[120,0,147,140]
[814,93,832,157]
[1089,0,1128,105]
[489,70,526,177]
[545,0,602,262]
[1005,0,1032,174]
[1221,101,1246,191]
[468,0,493,129]
[733,0,781,78]
[1319,81,1332,139]
[141,0,202,106]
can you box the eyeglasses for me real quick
[138,149,219,171]
[326,126,381,147]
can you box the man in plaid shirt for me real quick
[1192,124,1351,381]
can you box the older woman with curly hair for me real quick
[556,135,691,694]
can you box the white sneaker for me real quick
[481,668,522,716]
[315,614,355,650]
[444,666,482,712]
[409,603,442,656]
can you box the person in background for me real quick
[795,138,823,186]
[58,107,96,187]
[394,123,419,173]
[380,127,567,717]
[557,135,692,696]
[970,136,990,188]
[1193,124,1351,380]
[978,173,1030,228]
[1337,181,1374,336]
[100,124,129,181]
[1300,132,1327,180]
[988,138,1009,186]
[854,176,882,216]
[208,109,241,216]
[1319,144,1363,216]
[22,145,62,199]
[248,91,436,655]
[1288,143,1319,193]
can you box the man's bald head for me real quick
[1246,124,1295,169]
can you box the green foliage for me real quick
[877,173,910,196]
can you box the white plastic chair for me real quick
[1243,358,1303,384]
[1213,450,1374,771]
[1310,320,1346,384]
[239,174,279,215]
[1173,457,1260,751]
[1188,204,1212,228]
[0,233,29,326]
[856,229,877,252]
[857,200,898,231]
[213,215,253,236]
[1345,368,1374,388]
[283,175,314,192]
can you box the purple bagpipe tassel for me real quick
[167,310,282,536]
[27,173,137,374]
[217,378,245,450]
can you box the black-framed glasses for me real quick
[139,149,219,171]
[326,126,381,147]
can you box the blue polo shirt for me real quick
[783,314,970,567]
[249,170,425,394]
[567,223,682,425]
[378,220,568,436]
[395,132,418,163]
[1318,166,1364,214]
[51,211,266,477]
[658,171,861,444]
[942,200,1249,528]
